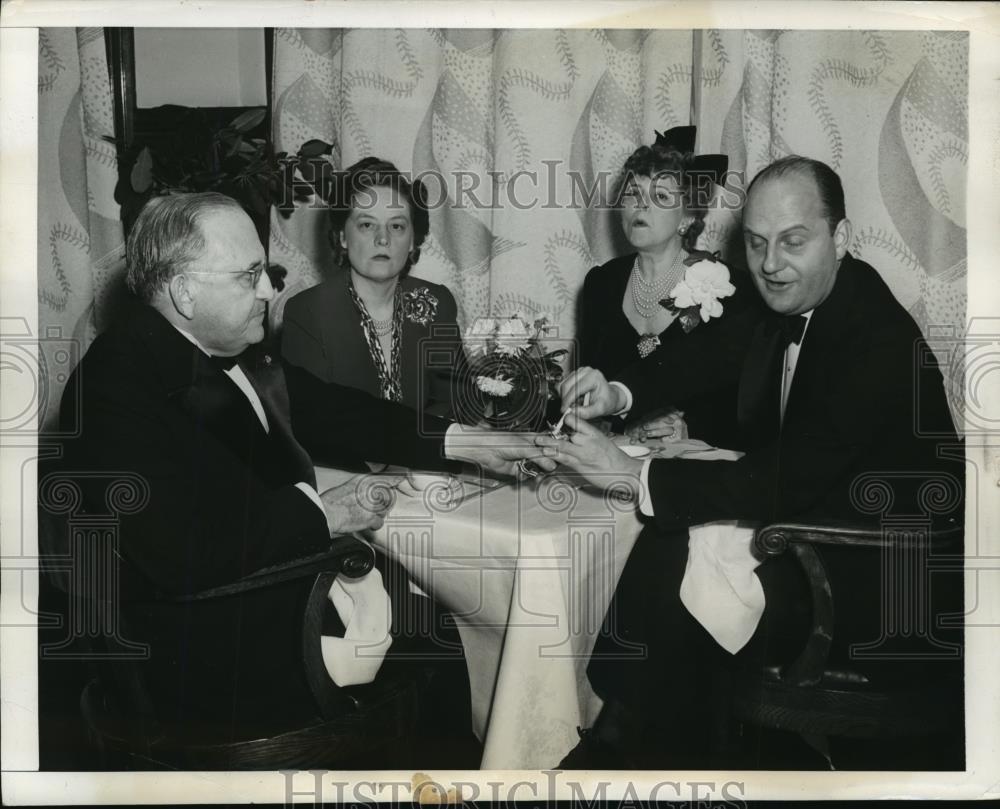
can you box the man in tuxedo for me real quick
[541,157,962,768]
[53,192,550,767]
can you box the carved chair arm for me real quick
[751,520,963,687]
[754,521,962,560]
[172,534,375,602]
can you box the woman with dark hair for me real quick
[577,126,759,445]
[282,157,463,416]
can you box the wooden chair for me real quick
[74,541,435,770]
[728,511,964,770]
[38,472,428,770]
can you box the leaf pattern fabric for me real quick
[268,28,695,351]
[37,28,124,431]
[269,27,965,426]
[694,30,967,419]
[35,28,966,430]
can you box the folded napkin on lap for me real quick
[321,567,393,686]
[679,520,763,654]
[651,441,764,654]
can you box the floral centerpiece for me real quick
[462,315,567,431]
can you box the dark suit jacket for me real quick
[281,272,466,417]
[56,302,457,740]
[624,253,961,528]
[581,253,766,447]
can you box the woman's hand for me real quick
[444,424,558,477]
[625,409,688,444]
[534,413,644,496]
[558,367,626,420]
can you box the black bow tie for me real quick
[764,314,808,348]
[208,353,240,372]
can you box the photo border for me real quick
[2,1,999,803]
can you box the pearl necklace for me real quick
[371,316,394,337]
[629,251,685,319]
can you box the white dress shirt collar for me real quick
[171,326,270,434]
[169,325,331,521]
[780,309,814,422]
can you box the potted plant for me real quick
[106,107,332,246]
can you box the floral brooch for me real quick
[402,287,439,327]
[660,251,736,333]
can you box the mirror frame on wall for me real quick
[103,27,280,247]
[104,27,274,158]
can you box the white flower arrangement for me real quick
[662,252,736,332]
[464,317,499,357]
[494,317,533,356]
[462,314,567,430]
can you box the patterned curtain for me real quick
[269,27,966,423]
[694,30,967,418]
[268,29,696,342]
[37,29,964,425]
[37,28,124,431]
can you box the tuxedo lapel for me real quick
[781,327,823,430]
[241,346,317,488]
[130,306,266,459]
[174,350,270,470]
[779,257,856,430]
[737,321,783,446]
[133,306,312,488]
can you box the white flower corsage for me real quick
[661,252,735,333]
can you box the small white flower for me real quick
[476,375,514,396]
[464,317,498,356]
[668,259,735,323]
[495,316,532,354]
[497,317,532,339]
[494,342,526,357]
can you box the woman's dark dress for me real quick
[281,271,466,419]
[577,252,762,448]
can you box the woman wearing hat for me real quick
[576,126,761,447]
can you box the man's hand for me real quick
[319,473,403,534]
[626,408,688,444]
[444,424,558,477]
[535,413,644,496]
[559,367,626,420]
[395,470,464,501]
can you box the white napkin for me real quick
[679,520,764,654]
[320,568,393,686]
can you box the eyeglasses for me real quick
[183,266,268,289]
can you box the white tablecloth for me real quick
[315,439,755,770]
[317,466,643,770]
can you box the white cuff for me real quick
[295,482,329,532]
[609,381,633,417]
[442,423,482,465]
[443,423,458,461]
[638,457,655,517]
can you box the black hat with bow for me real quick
[653,125,729,192]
